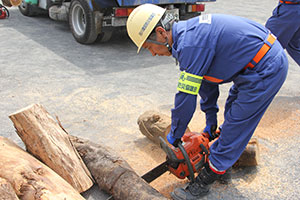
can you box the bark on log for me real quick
[0,177,19,200]
[137,110,259,167]
[9,104,93,193]
[69,135,168,200]
[0,136,86,200]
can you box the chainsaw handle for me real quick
[195,143,209,172]
[159,136,182,162]
[200,143,209,154]
[178,142,195,183]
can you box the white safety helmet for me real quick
[10,0,22,6]
[126,4,166,53]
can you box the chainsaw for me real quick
[142,132,210,183]
[0,4,9,19]
[106,132,210,200]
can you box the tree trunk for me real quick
[0,136,86,200]
[0,177,19,200]
[9,104,93,193]
[70,135,168,200]
[137,110,259,167]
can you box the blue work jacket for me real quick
[170,14,271,139]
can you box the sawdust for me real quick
[121,96,300,199]
[151,174,188,198]
[63,87,300,199]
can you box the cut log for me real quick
[0,136,86,200]
[9,104,93,193]
[0,177,19,200]
[233,137,259,167]
[137,110,259,167]
[137,110,190,145]
[70,135,168,200]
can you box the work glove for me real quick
[203,124,219,141]
[167,131,182,147]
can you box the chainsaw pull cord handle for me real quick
[197,143,209,171]
[200,143,209,155]
[178,142,195,183]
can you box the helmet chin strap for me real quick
[164,37,172,53]
[145,37,172,53]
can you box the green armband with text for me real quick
[177,71,203,95]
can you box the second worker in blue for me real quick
[266,0,300,66]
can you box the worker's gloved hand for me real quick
[204,124,219,141]
[167,132,182,147]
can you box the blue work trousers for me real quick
[209,42,288,171]
[266,3,300,66]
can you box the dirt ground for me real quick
[1,0,300,199]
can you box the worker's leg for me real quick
[209,50,288,172]
[215,87,238,184]
[286,28,300,66]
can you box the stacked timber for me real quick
[0,136,85,200]
[9,104,93,193]
[3,103,167,199]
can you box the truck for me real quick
[18,0,216,44]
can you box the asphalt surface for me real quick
[1,0,300,199]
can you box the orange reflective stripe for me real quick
[253,34,276,64]
[252,44,271,63]
[203,75,223,83]
[244,34,276,70]
[279,0,300,4]
[245,62,255,69]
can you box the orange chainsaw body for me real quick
[168,132,210,179]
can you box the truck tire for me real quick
[69,0,98,44]
[18,0,39,16]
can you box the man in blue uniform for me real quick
[266,0,300,66]
[127,4,288,200]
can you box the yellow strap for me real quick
[177,71,203,95]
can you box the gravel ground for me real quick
[0,0,299,199]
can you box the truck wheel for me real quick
[69,0,98,44]
[18,0,38,16]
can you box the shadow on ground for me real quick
[3,9,173,75]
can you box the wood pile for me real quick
[2,104,166,200]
